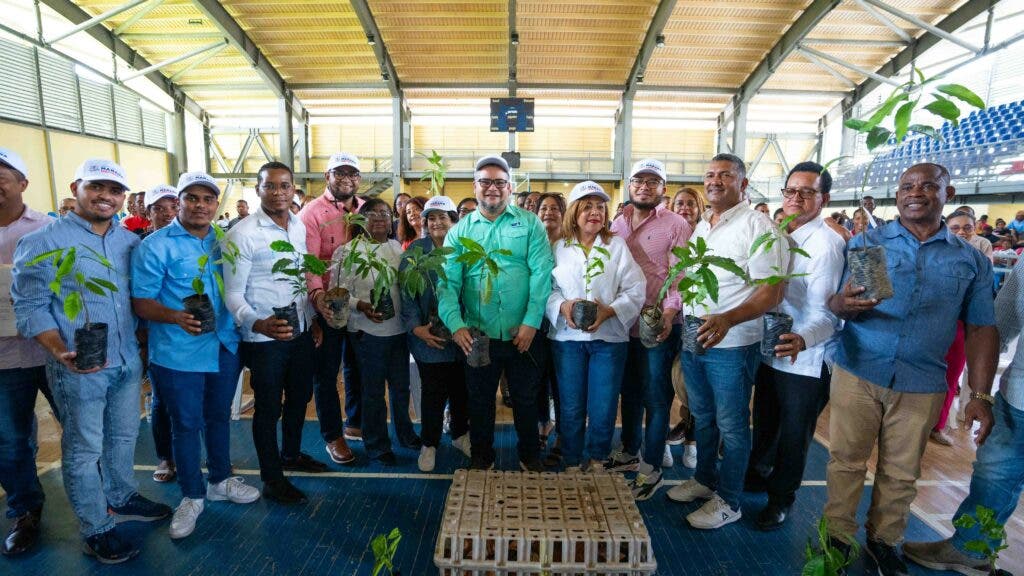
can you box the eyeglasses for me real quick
[475,178,509,190]
[780,187,820,199]
[948,224,975,233]
[458,207,475,215]
[629,177,663,188]
[330,169,360,180]
[363,210,392,220]
[260,182,293,192]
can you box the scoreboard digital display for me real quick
[490,98,535,132]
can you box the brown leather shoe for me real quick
[325,438,356,465]
[3,508,41,556]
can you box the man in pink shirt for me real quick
[299,152,364,464]
[606,159,692,500]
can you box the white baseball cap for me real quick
[0,148,28,179]
[74,159,130,191]
[144,185,178,209]
[421,195,457,217]
[326,152,360,173]
[568,181,611,204]
[176,171,221,197]
[474,155,510,174]
[629,158,667,182]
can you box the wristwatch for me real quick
[970,391,995,406]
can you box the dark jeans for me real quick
[242,332,315,482]
[351,332,416,458]
[535,334,560,432]
[748,362,830,507]
[149,369,173,462]
[620,326,681,473]
[417,360,469,448]
[342,329,361,429]
[0,366,57,518]
[466,338,542,464]
[312,316,345,442]
[150,347,241,499]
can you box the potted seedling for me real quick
[953,505,1012,575]
[398,244,455,341]
[418,149,447,196]
[571,244,611,331]
[747,214,810,361]
[370,527,402,576]
[270,240,328,336]
[802,517,859,576]
[26,246,120,370]
[454,236,510,367]
[184,224,240,334]
[339,223,399,321]
[650,237,745,352]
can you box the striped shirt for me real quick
[994,255,1024,410]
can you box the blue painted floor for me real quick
[3,420,960,575]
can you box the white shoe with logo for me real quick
[686,494,742,529]
[169,497,204,539]
[208,476,260,504]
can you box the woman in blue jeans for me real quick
[546,181,646,471]
[331,198,420,465]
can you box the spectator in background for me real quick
[122,192,150,235]
[142,185,178,238]
[391,193,411,239]
[398,196,427,250]
[772,207,785,225]
[456,197,477,218]
[226,200,249,229]
[861,195,885,229]
[851,208,869,236]
[525,192,541,214]
[515,192,529,208]
[59,197,75,218]
[535,192,567,464]
[754,202,770,216]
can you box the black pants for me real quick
[243,332,315,482]
[535,334,560,432]
[312,316,345,442]
[748,362,830,506]
[342,329,361,429]
[466,338,542,464]
[417,361,469,448]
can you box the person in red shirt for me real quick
[121,191,150,235]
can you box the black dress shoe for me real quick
[374,452,397,466]
[3,508,41,556]
[755,502,790,531]
[83,526,138,564]
[281,452,328,473]
[262,479,307,505]
[399,435,422,450]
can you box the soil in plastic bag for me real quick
[273,302,300,339]
[427,308,452,342]
[639,305,662,349]
[466,326,490,368]
[571,300,598,331]
[74,322,108,370]
[848,245,894,301]
[324,286,351,329]
[760,311,794,360]
[682,315,706,355]
[373,291,396,321]
[183,293,216,334]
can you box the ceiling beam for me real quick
[37,0,205,119]
[624,0,677,97]
[508,0,517,96]
[849,0,1002,108]
[348,0,400,96]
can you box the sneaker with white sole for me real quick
[629,472,664,501]
[687,494,742,529]
[603,449,640,473]
[662,445,674,468]
[683,444,697,469]
[452,433,471,459]
[169,498,204,539]
[667,478,714,503]
[418,446,436,472]
[207,477,260,504]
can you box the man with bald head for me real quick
[824,163,998,576]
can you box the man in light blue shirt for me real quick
[131,172,259,540]
[12,159,171,564]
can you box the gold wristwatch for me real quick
[970,391,995,406]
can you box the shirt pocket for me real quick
[936,262,973,300]
[501,227,529,256]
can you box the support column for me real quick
[278,96,294,166]
[839,97,857,159]
[716,111,728,154]
[171,99,187,177]
[731,96,748,160]
[298,111,310,191]
[391,96,402,196]
[615,96,633,193]
[815,117,826,164]
[202,115,212,175]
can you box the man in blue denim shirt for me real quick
[824,163,998,576]
[12,159,171,564]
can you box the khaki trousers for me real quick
[824,365,944,545]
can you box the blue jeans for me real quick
[351,332,416,458]
[952,393,1024,558]
[343,330,361,429]
[150,346,241,499]
[46,358,142,537]
[0,366,57,518]
[552,339,627,467]
[620,326,681,473]
[681,343,760,509]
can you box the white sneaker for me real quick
[629,471,664,501]
[686,494,742,529]
[683,444,697,469]
[452,434,471,459]
[585,460,607,473]
[666,478,714,503]
[169,497,204,539]
[418,446,436,472]
[207,476,260,504]
[662,445,674,468]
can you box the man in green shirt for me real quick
[439,155,554,471]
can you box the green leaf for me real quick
[864,92,908,131]
[894,100,914,142]
[83,246,114,269]
[197,254,209,270]
[27,248,64,266]
[272,258,293,274]
[866,126,892,151]
[192,277,205,295]
[303,253,328,276]
[924,96,961,126]
[908,124,942,141]
[819,156,850,174]
[936,84,984,109]
[843,118,869,132]
[704,256,747,280]
[64,290,82,321]
[791,247,811,259]
[802,555,825,576]
[56,248,75,280]
[92,278,118,292]
[457,236,485,254]
[47,279,61,296]
[75,272,85,286]
[84,280,106,296]
[486,259,499,278]
[494,248,512,257]
[749,231,773,257]
[270,240,296,253]
[700,267,719,303]
[964,541,989,554]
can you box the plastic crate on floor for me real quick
[434,469,656,576]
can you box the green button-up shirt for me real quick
[438,204,554,341]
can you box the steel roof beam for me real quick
[45,0,147,44]
[624,0,676,98]
[112,0,166,35]
[508,0,517,96]
[120,39,227,82]
[349,0,400,97]
[861,0,983,54]
[852,0,913,43]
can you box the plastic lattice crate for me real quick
[434,469,656,576]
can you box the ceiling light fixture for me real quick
[636,74,644,84]
[367,34,376,46]
[656,34,666,48]
[511,33,519,45]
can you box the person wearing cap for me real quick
[667,153,788,530]
[141,185,178,238]
[299,151,363,463]
[13,159,172,563]
[122,191,150,235]
[546,181,646,473]
[131,172,258,540]
[606,158,692,500]
[438,155,554,472]
[399,195,471,472]
[0,148,60,556]
[225,161,326,505]
[225,199,249,230]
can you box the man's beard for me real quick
[631,197,660,210]
[329,186,354,202]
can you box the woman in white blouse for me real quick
[330,198,421,465]
[546,181,646,471]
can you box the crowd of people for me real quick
[0,145,1022,576]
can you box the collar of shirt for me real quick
[15,206,47,224]
[256,206,300,231]
[313,189,362,214]
[466,202,520,226]
[790,216,825,245]
[882,218,958,246]
[701,200,749,228]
